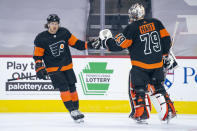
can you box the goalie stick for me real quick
[163,21,179,77]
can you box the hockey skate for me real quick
[135,108,149,124]
[164,95,177,124]
[163,94,176,124]
[129,106,149,124]
[70,110,85,123]
[162,107,176,124]
[135,118,148,124]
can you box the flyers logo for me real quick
[49,40,65,57]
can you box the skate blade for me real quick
[135,120,148,124]
[167,112,176,124]
[74,118,84,123]
[162,112,176,124]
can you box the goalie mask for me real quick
[128,3,145,23]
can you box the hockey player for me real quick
[99,3,176,123]
[33,14,100,123]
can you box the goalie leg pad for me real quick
[128,83,151,120]
[164,93,176,119]
[148,84,176,121]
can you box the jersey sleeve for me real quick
[33,35,45,63]
[65,28,87,50]
[106,25,134,51]
[156,19,172,55]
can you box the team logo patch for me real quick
[114,33,126,46]
[49,40,65,57]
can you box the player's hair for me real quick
[44,23,48,29]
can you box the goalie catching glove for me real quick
[35,61,48,80]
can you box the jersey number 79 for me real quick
[140,31,161,55]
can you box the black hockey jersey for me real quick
[33,27,87,73]
[106,18,171,69]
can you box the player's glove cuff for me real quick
[35,62,47,80]
[87,39,101,49]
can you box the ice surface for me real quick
[0,113,197,131]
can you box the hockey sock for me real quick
[69,84,79,110]
[60,91,75,112]
[70,91,79,110]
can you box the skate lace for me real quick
[71,110,79,117]
[76,110,82,115]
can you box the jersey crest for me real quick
[49,40,65,57]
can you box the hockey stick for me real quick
[171,21,179,48]
[163,21,179,88]
[8,58,67,82]
[8,75,37,82]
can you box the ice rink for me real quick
[0,113,197,131]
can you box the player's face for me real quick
[48,22,59,34]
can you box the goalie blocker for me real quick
[163,50,178,72]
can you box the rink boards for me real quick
[0,56,197,114]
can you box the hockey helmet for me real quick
[128,3,145,22]
[47,14,60,23]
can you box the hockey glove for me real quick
[87,39,101,49]
[35,62,48,80]
[163,55,170,69]
[99,29,113,48]
[163,51,178,71]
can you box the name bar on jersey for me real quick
[139,22,156,34]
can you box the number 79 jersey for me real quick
[106,18,171,70]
